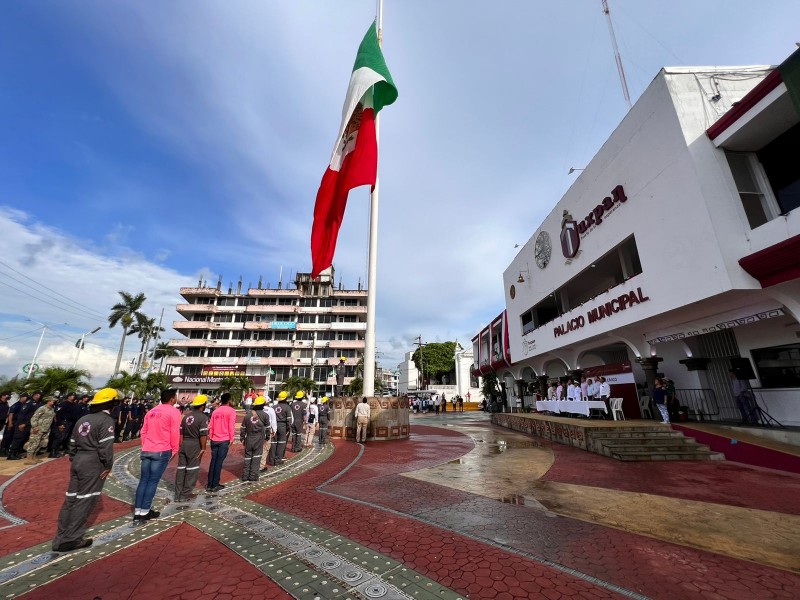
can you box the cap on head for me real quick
[278,391,288,400]
[321,396,328,403]
[89,388,120,406]
[191,394,208,407]
[295,390,305,399]
[253,396,266,407]
[19,392,30,399]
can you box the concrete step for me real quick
[596,437,702,448]
[591,430,683,439]
[612,449,725,461]
[605,443,712,454]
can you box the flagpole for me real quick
[362,0,383,398]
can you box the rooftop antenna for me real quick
[601,0,632,108]
[278,265,283,290]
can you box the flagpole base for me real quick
[329,396,410,440]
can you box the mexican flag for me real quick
[311,23,398,277]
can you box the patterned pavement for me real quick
[0,414,798,599]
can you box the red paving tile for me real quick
[248,436,622,600]
[248,426,800,600]
[1,456,130,556]
[541,437,800,515]
[20,522,292,600]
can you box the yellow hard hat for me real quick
[191,394,208,407]
[278,391,288,400]
[89,388,120,406]
[340,356,346,361]
[253,396,266,407]
[295,390,305,399]
[321,396,329,403]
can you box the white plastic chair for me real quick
[638,395,653,419]
[611,398,625,421]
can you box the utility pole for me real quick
[414,335,426,391]
[601,0,632,108]
[28,326,47,379]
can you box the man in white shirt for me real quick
[566,379,576,401]
[587,379,599,401]
[599,377,612,419]
[354,397,371,442]
[555,382,564,400]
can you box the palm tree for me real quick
[106,370,145,398]
[346,376,383,397]
[281,376,316,399]
[152,342,179,372]
[24,367,91,396]
[218,376,255,407]
[108,291,147,376]
[128,314,163,372]
[144,372,169,396]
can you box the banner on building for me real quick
[201,365,247,377]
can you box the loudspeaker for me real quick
[730,357,756,380]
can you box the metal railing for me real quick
[672,388,720,420]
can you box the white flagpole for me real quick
[362,0,383,398]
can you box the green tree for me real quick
[218,376,254,406]
[0,375,21,397]
[108,291,147,377]
[481,371,501,407]
[106,370,145,398]
[411,341,457,384]
[345,376,383,396]
[281,376,316,399]
[152,341,179,372]
[24,367,92,396]
[144,372,169,396]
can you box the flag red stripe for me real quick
[310,108,377,277]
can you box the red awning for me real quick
[739,234,800,287]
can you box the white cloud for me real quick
[0,346,18,362]
[0,208,190,384]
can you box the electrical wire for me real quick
[0,329,41,342]
[0,260,107,320]
[0,279,100,322]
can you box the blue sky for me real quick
[1,1,799,381]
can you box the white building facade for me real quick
[496,50,800,425]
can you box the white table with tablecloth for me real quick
[535,400,608,417]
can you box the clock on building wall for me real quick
[534,230,552,269]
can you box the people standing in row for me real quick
[25,396,57,464]
[133,388,181,521]
[457,395,464,412]
[303,397,318,448]
[271,391,292,466]
[174,394,209,502]
[317,397,330,444]
[260,398,277,471]
[290,391,306,452]
[354,397,370,443]
[206,392,236,492]
[0,393,9,443]
[51,388,119,552]
[6,392,36,460]
[240,396,270,482]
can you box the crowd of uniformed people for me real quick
[0,386,334,553]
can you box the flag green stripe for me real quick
[352,23,398,113]
[778,47,800,116]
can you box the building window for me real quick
[725,152,781,229]
[752,121,800,217]
[190,331,206,339]
[258,298,277,305]
[319,298,333,308]
[751,344,800,388]
[217,297,236,306]
[297,314,316,323]
[338,315,358,323]
[336,332,357,341]
[278,298,295,306]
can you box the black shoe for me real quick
[211,485,225,492]
[144,509,160,520]
[7,455,21,460]
[53,538,92,552]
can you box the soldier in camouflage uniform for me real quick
[25,396,57,464]
[51,388,119,553]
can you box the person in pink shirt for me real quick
[206,393,237,492]
[133,388,181,521]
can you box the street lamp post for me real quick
[27,325,47,379]
[73,327,102,368]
